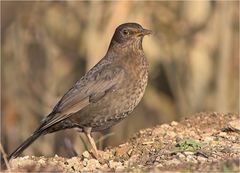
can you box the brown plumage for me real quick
[8,23,152,160]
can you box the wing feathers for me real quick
[39,64,124,131]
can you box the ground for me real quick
[3,112,240,172]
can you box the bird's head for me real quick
[109,23,152,50]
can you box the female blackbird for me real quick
[8,23,152,159]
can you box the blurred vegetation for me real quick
[174,138,202,152]
[1,1,239,157]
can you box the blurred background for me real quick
[1,1,239,157]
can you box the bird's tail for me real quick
[7,131,42,160]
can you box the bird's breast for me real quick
[116,51,149,109]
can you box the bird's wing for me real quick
[39,65,125,131]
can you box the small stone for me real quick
[190,131,197,136]
[152,128,164,136]
[203,136,214,143]
[167,131,176,138]
[11,158,35,168]
[177,153,186,160]
[197,156,207,162]
[186,155,198,163]
[38,158,46,165]
[115,144,130,156]
[82,151,90,159]
[119,142,129,147]
[100,150,112,160]
[171,121,178,126]
[101,163,109,169]
[167,158,181,166]
[128,154,139,166]
[123,160,129,167]
[229,120,240,131]
[184,151,194,155]
[161,124,171,129]
[84,159,100,171]
[115,165,125,171]
[82,158,88,167]
[22,156,30,159]
[67,157,83,171]
[127,149,133,156]
[218,132,227,137]
[156,163,163,168]
[139,130,145,134]
[109,160,123,169]
[142,141,154,145]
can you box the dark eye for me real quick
[122,29,129,35]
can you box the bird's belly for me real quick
[71,78,147,131]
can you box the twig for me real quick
[95,132,115,145]
[0,142,11,170]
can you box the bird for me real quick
[8,22,152,160]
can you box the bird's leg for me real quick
[84,127,99,159]
[86,133,99,158]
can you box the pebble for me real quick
[11,158,35,168]
[82,158,88,167]
[218,132,227,138]
[177,153,186,160]
[38,158,46,165]
[109,160,123,169]
[167,131,176,138]
[115,144,130,156]
[166,158,181,166]
[139,130,145,135]
[82,151,90,159]
[101,163,109,169]
[156,163,163,167]
[203,136,214,143]
[83,159,101,171]
[115,165,125,171]
[184,151,195,155]
[100,150,113,160]
[229,120,240,131]
[161,124,171,129]
[67,157,83,171]
[197,156,207,162]
[152,128,164,136]
[186,155,198,164]
[152,125,173,136]
[22,156,30,159]
[171,121,178,126]
[119,142,129,147]
[142,141,154,145]
[128,154,139,166]
[127,148,133,156]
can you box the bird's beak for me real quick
[141,28,152,35]
[136,28,152,37]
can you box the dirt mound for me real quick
[5,112,240,172]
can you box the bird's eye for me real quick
[122,29,129,35]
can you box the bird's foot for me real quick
[89,148,99,159]
[88,149,107,163]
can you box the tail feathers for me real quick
[8,131,42,161]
